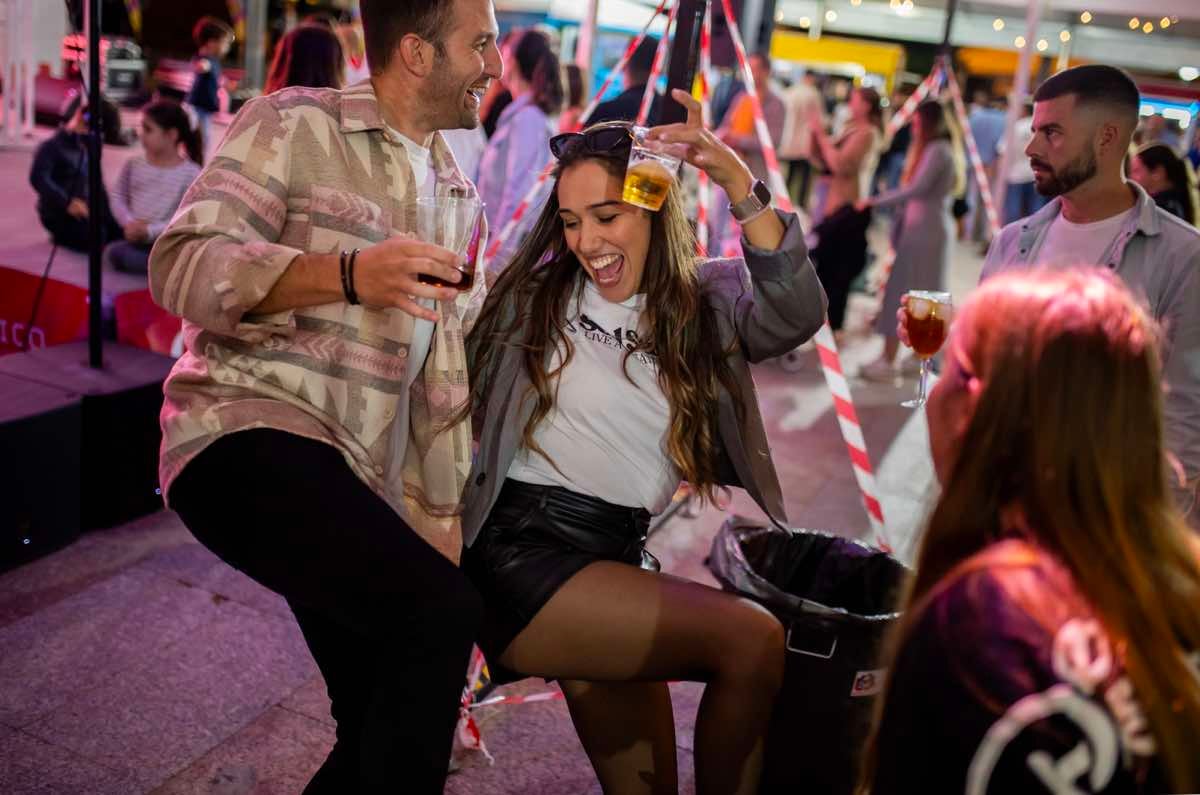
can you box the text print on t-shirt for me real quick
[569,313,658,370]
[965,619,1200,795]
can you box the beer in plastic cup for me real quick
[622,127,683,212]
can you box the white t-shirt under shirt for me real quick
[1032,207,1133,270]
[506,280,682,513]
[385,129,437,507]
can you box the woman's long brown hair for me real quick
[900,99,966,196]
[463,129,745,503]
[859,269,1200,791]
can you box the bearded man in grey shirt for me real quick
[902,65,1200,520]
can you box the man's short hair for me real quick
[1033,64,1140,130]
[359,0,456,75]
[750,51,771,70]
[192,17,234,48]
[626,35,659,83]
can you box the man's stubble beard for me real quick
[1034,147,1098,197]
[418,54,479,132]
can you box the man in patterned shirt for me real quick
[148,0,502,790]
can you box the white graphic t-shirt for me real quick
[506,279,681,512]
[385,129,437,513]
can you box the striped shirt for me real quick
[110,156,201,240]
[149,83,488,562]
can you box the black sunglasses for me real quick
[548,125,634,160]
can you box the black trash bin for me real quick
[708,516,910,795]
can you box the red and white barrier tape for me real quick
[575,0,671,133]
[455,646,494,763]
[485,0,671,266]
[718,0,790,212]
[940,59,1002,238]
[471,688,566,709]
[718,0,887,547]
[886,68,940,138]
[814,325,889,548]
[637,2,679,125]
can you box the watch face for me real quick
[751,180,772,205]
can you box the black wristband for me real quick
[338,250,351,303]
[345,248,360,306]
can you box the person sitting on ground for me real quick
[105,101,203,275]
[862,268,1200,793]
[460,94,827,794]
[1128,142,1198,226]
[28,96,121,252]
[264,22,345,95]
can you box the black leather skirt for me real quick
[463,479,658,680]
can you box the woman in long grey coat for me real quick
[858,100,964,380]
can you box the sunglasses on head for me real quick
[548,124,634,161]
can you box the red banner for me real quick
[115,289,183,357]
[0,266,89,356]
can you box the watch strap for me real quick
[729,179,771,223]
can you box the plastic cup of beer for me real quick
[413,196,482,291]
[902,290,952,409]
[622,127,683,212]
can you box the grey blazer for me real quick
[461,210,828,546]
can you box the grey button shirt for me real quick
[981,181,1200,511]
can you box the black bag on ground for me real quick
[708,516,910,795]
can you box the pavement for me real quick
[0,120,985,794]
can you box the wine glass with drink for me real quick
[902,290,952,408]
[413,196,483,291]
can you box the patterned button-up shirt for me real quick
[149,82,487,562]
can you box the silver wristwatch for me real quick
[729,179,773,223]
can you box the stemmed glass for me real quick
[902,290,953,408]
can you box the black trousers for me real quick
[38,206,121,253]
[785,159,815,211]
[811,205,872,331]
[170,429,483,794]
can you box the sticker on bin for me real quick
[851,669,885,697]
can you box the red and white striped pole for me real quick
[941,58,1002,238]
[718,0,889,549]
